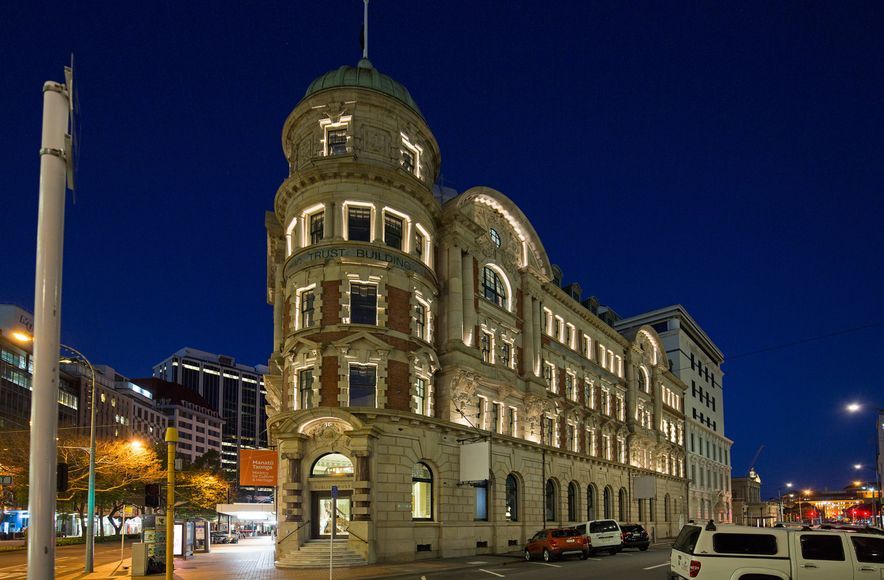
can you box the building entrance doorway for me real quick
[311,491,352,539]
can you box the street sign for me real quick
[331,485,338,499]
[0,476,12,485]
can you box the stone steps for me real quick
[277,539,367,568]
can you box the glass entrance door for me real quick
[311,492,351,538]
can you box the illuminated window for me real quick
[384,213,403,250]
[506,474,518,521]
[350,284,377,325]
[348,364,376,407]
[413,377,428,416]
[347,207,371,241]
[402,148,415,173]
[400,133,422,178]
[309,212,324,244]
[298,369,313,409]
[414,303,427,340]
[311,453,354,476]
[489,228,501,247]
[327,128,347,156]
[474,480,488,521]
[300,290,315,328]
[500,342,512,368]
[481,267,507,308]
[415,231,424,259]
[481,332,493,363]
[412,463,433,520]
[543,362,555,390]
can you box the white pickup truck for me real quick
[669,522,884,579]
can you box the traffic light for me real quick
[145,483,160,507]
[57,463,69,493]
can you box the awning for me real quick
[215,503,275,521]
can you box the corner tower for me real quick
[264,58,442,564]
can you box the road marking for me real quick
[479,569,504,577]
[529,562,562,568]
[643,562,670,570]
[467,560,489,564]
[620,552,633,556]
[587,557,601,561]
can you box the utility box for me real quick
[130,542,148,576]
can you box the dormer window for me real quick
[400,133,422,178]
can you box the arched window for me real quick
[638,366,650,393]
[618,488,628,521]
[505,474,519,522]
[311,453,354,477]
[545,479,556,522]
[664,494,671,522]
[586,485,596,520]
[567,482,578,521]
[603,487,612,519]
[482,266,507,309]
[412,462,433,520]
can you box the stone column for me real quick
[446,246,464,345]
[532,297,542,376]
[522,291,535,378]
[461,252,476,346]
[334,202,344,240]
[292,217,302,252]
[324,202,335,239]
[372,205,384,243]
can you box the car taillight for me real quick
[621,531,627,540]
[689,560,701,577]
[549,540,558,548]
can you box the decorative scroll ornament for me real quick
[451,369,480,410]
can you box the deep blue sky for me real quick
[2,1,882,497]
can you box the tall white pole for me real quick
[27,79,70,580]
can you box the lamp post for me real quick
[853,464,882,526]
[13,334,97,573]
[778,482,793,522]
[60,346,96,573]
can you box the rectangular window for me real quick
[477,396,486,429]
[543,416,554,445]
[414,303,427,339]
[300,290,315,328]
[507,407,516,436]
[415,231,424,259]
[474,481,488,521]
[565,374,575,400]
[327,128,347,155]
[413,377,427,416]
[348,364,376,407]
[402,148,415,173]
[491,403,501,433]
[384,213,403,250]
[566,423,575,451]
[350,283,377,325]
[298,369,313,409]
[713,533,778,555]
[582,334,590,358]
[500,342,511,368]
[584,382,593,408]
[347,206,372,241]
[543,362,554,389]
[480,332,492,363]
[310,212,324,244]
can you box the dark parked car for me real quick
[524,527,590,562]
[620,524,650,551]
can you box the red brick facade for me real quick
[385,359,411,412]
[320,355,339,407]
[321,281,340,326]
[386,286,412,334]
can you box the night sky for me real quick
[2,1,882,498]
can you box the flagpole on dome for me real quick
[359,0,373,69]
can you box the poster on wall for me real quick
[239,449,278,486]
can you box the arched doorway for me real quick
[309,453,354,538]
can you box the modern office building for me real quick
[152,348,270,497]
[132,378,223,465]
[263,56,689,566]
[616,305,733,523]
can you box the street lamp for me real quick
[853,464,882,526]
[778,482,793,522]
[13,333,97,573]
[846,402,862,413]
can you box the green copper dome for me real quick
[304,58,422,117]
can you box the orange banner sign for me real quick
[239,449,278,486]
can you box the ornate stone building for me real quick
[264,57,688,566]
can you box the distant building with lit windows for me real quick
[616,305,733,523]
[152,347,270,499]
[263,57,688,567]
